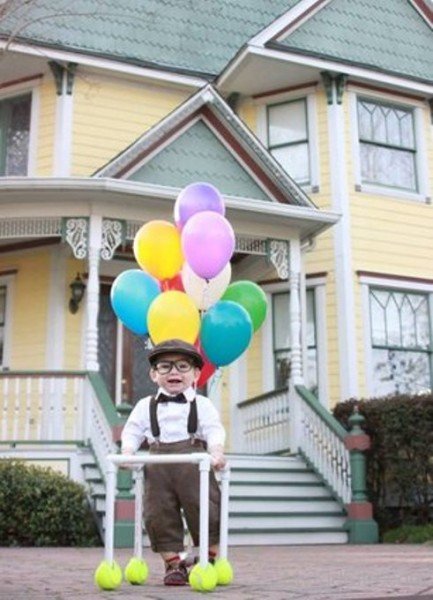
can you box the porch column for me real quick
[86,215,102,371]
[288,237,304,452]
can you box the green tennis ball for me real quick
[214,558,234,585]
[94,560,122,590]
[124,557,149,585]
[189,562,218,592]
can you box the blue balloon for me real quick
[200,300,253,367]
[110,269,160,335]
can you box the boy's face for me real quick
[150,352,201,394]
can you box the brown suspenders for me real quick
[149,396,198,443]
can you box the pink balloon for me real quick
[174,182,225,229]
[181,212,235,280]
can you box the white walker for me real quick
[94,453,233,592]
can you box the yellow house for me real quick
[1,0,431,546]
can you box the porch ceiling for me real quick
[0,177,339,242]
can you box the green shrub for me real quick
[383,524,433,544]
[0,460,101,546]
[333,394,433,536]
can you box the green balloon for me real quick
[221,281,268,332]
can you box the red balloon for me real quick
[194,341,216,388]
[161,273,184,292]
[197,360,216,388]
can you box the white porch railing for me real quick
[237,387,290,454]
[0,371,120,477]
[0,371,87,442]
[295,385,351,504]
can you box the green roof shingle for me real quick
[128,119,270,201]
[277,0,433,83]
[0,0,295,76]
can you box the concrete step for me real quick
[230,467,320,483]
[229,496,345,513]
[229,481,330,497]
[228,529,348,545]
[229,513,346,529]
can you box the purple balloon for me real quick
[181,212,235,280]
[174,182,225,229]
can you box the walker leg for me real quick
[198,458,210,568]
[104,463,117,564]
[219,467,230,561]
[134,469,144,559]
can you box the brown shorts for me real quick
[144,439,221,553]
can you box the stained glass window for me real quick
[370,288,431,395]
[358,98,417,191]
[0,94,31,176]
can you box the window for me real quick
[357,98,417,192]
[0,285,6,366]
[0,93,31,176]
[369,288,432,395]
[272,289,317,391]
[267,99,310,185]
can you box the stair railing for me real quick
[295,385,351,504]
[237,387,289,454]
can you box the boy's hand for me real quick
[209,445,226,470]
[119,448,139,470]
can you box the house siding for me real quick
[35,78,56,176]
[71,74,190,176]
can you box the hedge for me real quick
[333,394,433,535]
[0,460,100,546]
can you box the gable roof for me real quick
[0,0,296,78]
[269,0,433,84]
[95,85,315,208]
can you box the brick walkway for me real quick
[1,545,433,600]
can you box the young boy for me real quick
[121,338,226,586]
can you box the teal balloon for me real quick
[110,269,160,335]
[221,281,268,332]
[200,300,253,366]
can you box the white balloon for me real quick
[182,262,231,310]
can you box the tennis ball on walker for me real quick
[94,560,122,590]
[214,558,234,585]
[189,562,218,592]
[124,557,149,585]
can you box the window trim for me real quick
[349,89,429,202]
[0,274,14,369]
[256,87,319,192]
[360,274,433,396]
[262,276,327,403]
[0,83,39,177]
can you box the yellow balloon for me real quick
[148,291,200,344]
[133,220,183,281]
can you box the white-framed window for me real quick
[256,87,319,190]
[350,88,429,201]
[267,98,310,186]
[272,288,318,391]
[357,97,417,192]
[361,275,433,396]
[0,285,6,366]
[0,93,32,176]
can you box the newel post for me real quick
[344,407,379,543]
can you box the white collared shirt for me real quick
[121,386,225,451]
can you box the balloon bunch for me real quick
[110,182,268,386]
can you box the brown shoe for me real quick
[164,561,188,586]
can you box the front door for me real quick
[98,285,156,405]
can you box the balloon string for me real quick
[208,367,223,399]
[201,279,210,312]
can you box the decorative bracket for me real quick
[321,71,347,105]
[62,217,88,259]
[267,239,289,280]
[101,219,125,260]
[49,61,77,95]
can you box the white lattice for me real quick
[0,217,62,239]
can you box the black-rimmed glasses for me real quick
[153,360,194,374]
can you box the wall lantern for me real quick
[69,273,86,314]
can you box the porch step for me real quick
[226,454,348,545]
